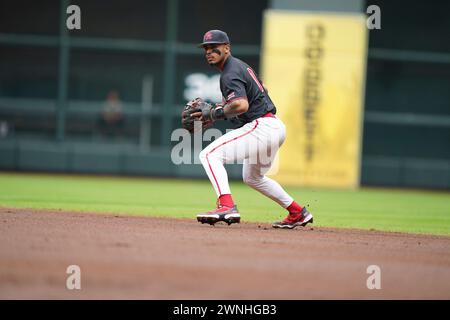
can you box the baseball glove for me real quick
[181,97,214,133]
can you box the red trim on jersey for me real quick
[247,67,264,92]
[206,120,259,195]
[262,112,275,118]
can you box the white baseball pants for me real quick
[199,116,294,208]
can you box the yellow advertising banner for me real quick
[262,10,368,188]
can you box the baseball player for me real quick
[193,30,313,229]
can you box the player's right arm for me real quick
[193,72,249,121]
[214,72,249,119]
[193,98,248,122]
[218,98,248,118]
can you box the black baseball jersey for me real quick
[220,56,276,126]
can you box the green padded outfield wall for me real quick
[0,0,449,189]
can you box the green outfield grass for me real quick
[0,172,449,236]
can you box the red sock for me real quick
[219,194,234,207]
[287,201,303,215]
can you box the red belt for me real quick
[262,112,275,118]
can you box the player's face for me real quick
[203,44,228,66]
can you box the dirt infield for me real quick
[1,208,449,299]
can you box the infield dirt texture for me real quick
[1,207,450,299]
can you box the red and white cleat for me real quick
[197,205,240,225]
[272,207,313,229]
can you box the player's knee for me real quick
[199,148,216,164]
[243,174,262,188]
[199,149,208,164]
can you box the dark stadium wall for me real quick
[0,0,449,189]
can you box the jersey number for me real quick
[247,68,264,92]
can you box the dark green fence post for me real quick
[56,0,70,142]
[161,0,178,146]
